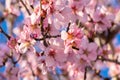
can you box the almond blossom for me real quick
[0,0,120,80]
[80,36,98,62]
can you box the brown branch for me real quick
[14,54,22,64]
[46,35,61,38]
[98,56,120,65]
[26,58,35,76]
[19,0,31,15]
[34,35,61,41]
[97,24,120,44]
[40,0,42,11]
[66,22,71,32]
[0,26,10,39]
[84,67,87,80]
[0,16,5,22]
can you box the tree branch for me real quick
[84,67,87,80]
[0,26,10,39]
[19,0,31,15]
[98,56,120,65]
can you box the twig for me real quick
[19,0,31,15]
[0,26,10,39]
[34,35,61,41]
[14,54,22,64]
[84,67,87,80]
[97,24,120,44]
[40,0,42,10]
[46,35,61,38]
[98,56,120,65]
[66,22,71,32]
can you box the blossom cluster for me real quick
[0,0,120,80]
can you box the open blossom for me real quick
[68,0,90,13]
[98,45,112,59]
[79,36,98,62]
[61,25,83,41]
[44,44,68,68]
[61,23,84,54]
[67,0,90,23]
[16,40,35,54]
[43,0,73,30]
[19,23,41,41]
[7,37,18,49]
[90,6,115,33]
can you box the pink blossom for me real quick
[91,8,115,33]
[0,0,119,79]
[7,37,18,49]
[80,36,98,62]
